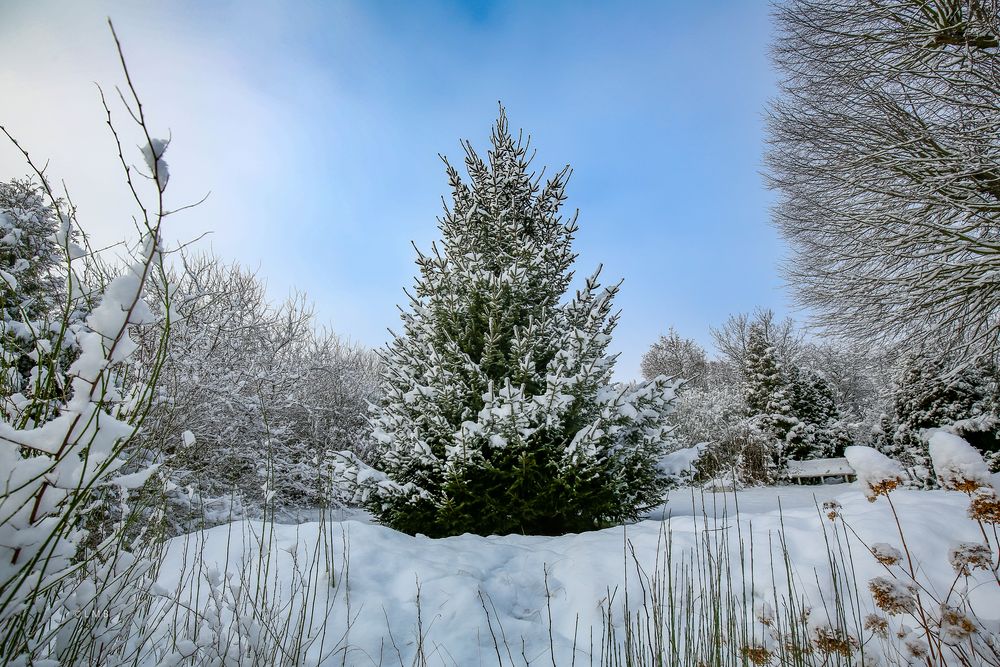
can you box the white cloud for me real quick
[0,2,303,259]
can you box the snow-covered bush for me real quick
[337,110,677,536]
[844,445,904,501]
[925,429,994,493]
[0,44,175,659]
[662,385,768,486]
[881,348,1000,484]
[131,254,378,533]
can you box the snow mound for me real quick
[844,446,904,500]
[658,443,705,477]
[925,429,993,491]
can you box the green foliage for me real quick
[741,323,849,474]
[786,366,848,459]
[355,111,676,537]
[886,350,1000,477]
[0,178,78,422]
[0,178,63,320]
[743,323,798,474]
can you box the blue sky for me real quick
[0,1,789,379]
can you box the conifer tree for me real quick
[0,178,70,408]
[0,179,63,320]
[338,111,676,537]
[742,322,798,474]
[786,366,846,459]
[889,350,1000,480]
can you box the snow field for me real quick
[155,479,1000,665]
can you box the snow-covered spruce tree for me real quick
[0,179,70,409]
[888,349,1000,480]
[0,179,63,319]
[339,111,676,537]
[742,322,798,477]
[785,365,848,460]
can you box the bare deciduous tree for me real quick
[135,253,380,531]
[640,327,709,387]
[767,0,1000,362]
[710,308,802,372]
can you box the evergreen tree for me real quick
[0,178,70,410]
[342,111,676,537]
[0,179,62,320]
[786,366,846,459]
[889,350,1000,480]
[742,322,798,475]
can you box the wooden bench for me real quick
[785,457,856,484]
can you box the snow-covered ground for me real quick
[156,477,1000,665]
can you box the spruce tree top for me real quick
[337,109,677,537]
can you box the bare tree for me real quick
[640,327,709,386]
[710,308,802,372]
[134,253,379,531]
[767,0,1000,363]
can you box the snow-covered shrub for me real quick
[657,443,706,487]
[882,349,1000,483]
[926,429,993,493]
[663,385,768,486]
[0,75,174,661]
[337,110,677,536]
[131,254,378,533]
[844,445,904,501]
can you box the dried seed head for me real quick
[754,601,774,627]
[870,542,903,566]
[903,635,928,659]
[740,644,773,666]
[863,614,889,638]
[822,500,842,521]
[866,478,901,501]
[845,446,905,501]
[927,430,992,492]
[939,605,978,645]
[811,625,856,657]
[969,487,1000,524]
[948,542,992,576]
[950,478,984,493]
[782,639,813,660]
[869,576,917,615]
